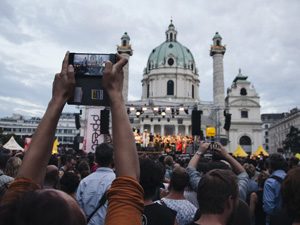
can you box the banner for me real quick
[84,108,105,153]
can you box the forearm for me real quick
[188,152,201,169]
[17,98,65,184]
[110,96,139,180]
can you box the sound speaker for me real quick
[191,110,202,136]
[100,109,110,134]
[75,114,81,129]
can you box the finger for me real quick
[61,51,69,75]
[67,64,75,82]
[103,61,113,76]
[114,55,128,72]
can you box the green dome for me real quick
[147,41,195,69]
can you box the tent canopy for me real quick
[233,145,248,158]
[3,136,24,151]
[253,145,269,157]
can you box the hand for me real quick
[102,54,128,102]
[52,52,75,104]
[198,142,210,154]
[213,142,229,158]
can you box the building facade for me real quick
[0,113,78,145]
[268,108,300,154]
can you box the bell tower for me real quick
[210,32,226,108]
[117,32,133,102]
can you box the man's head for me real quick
[95,143,114,167]
[65,155,76,171]
[60,172,80,195]
[268,153,286,173]
[139,158,164,200]
[197,169,238,222]
[44,165,59,189]
[168,166,189,192]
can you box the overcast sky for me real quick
[0,0,299,118]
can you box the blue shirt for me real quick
[76,167,116,225]
[263,169,286,216]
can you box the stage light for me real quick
[130,107,135,111]
[179,107,185,111]
[142,107,147,111]
[166,107,171,111]
[136,111,141,117]
[161,111,166,116]
[153,107,159,111]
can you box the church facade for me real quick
[82,21,263,154]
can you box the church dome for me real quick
[146,21,196,73]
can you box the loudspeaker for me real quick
[223,113,232,131]
[191,110,202,136]
[75,114,81,129]
[100,109,110,134]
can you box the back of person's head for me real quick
[164,155,174,167]
[288,156,299,169]
[44,165,59,189]
[243,163,256,178]
[0,189,86,225]
[139,158,164,200]
[95,143,113,167]
[77,160,90,179]
[281,167,300,220]
[60,172,80,195]
[169,166,189,192]
[5,157,22,178]
[268,153,286,172]
[197,169,238,214]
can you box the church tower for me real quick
[210,32,226,108]
[117,32,133,102]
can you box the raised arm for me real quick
[17,52,74,185]
[102,55,139,180]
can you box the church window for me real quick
[192,85,194,98]
[265,138,269,143]
[148,63,151,71]
[240,88,247,96]
[191,63,194,70]
[169,44,173,48]
[147,84,150,98]
[241,111,248,118]
[168,58,174,66]
[122,40,127,46]
[170,33,173,41]
[167,80,174,95]
[216,40,220,46]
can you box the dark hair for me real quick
[197,169,238,214]
[268,153,286,172]
[77,160,90,179]
[0,151,10,170]
[169,167,189,192]
[139,158,164,200]
[282,167,300,220]
[44,165,59,188]
[60,172,80,194]
[0,190,86,225]
[95,143,114,167]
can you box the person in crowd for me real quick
[187,142,249,202]
[0,52,143,225]
[263,153,287,225]
[0,151,14,199]
[77,159,91,179]
[243,163,258,199]
[188,169,239,225]
[139,157,177,225]
[43,165,59,189]
[164,155,174,182]
[5,156,22,178]
[60,171,80,199]
[59,154,77,178]
[288,156,299,170]
[76,143,116,225]
[162,166,197,225]
[281,167,300,225]
[249,171,269,225]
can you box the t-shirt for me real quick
[143,202,177,225]
[162,198,197,225]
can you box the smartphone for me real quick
[67,53,117,106]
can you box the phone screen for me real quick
[69,53,116,77]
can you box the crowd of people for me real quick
[0,53,300,225]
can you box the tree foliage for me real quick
[283,126,300,153]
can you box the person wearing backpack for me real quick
[263,153,287,225]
